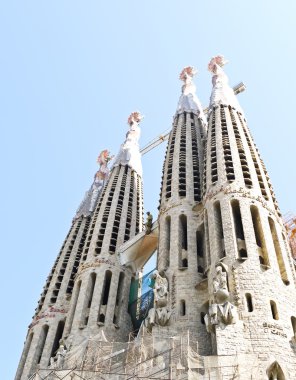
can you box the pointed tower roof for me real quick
[75,150,113,219]
[176,66,206,124]
[208,55,243,113]
[112,111,143,177]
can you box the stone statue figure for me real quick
[153,270,168,308]
[56,341,67,368]
[145,212,153,235]
[49,339,67,369]
[213,264,229,304]
[144,271,171,330]
[205,264,237,333]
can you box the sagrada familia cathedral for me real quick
[15,56,296,379]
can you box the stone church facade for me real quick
[16,57,296,379]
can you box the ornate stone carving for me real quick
[144,271,171,330]
[145,212,153,235]
[208,55,242,113]
[50,340,67,369]
[205,264,237,333]
[113,111,143,176]
[177,66,206,124]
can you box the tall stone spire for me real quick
[62,112,144,348]
[202,56,296,374]
[15,151,113,380]
[149,68,209,348]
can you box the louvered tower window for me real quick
[210,111,218,185]
[238,115,269,201]
[109,167,127,253]
[95,168,120,255]
[179,117,187,197]
[124,171,134,242]
[165,120,178,199]
[229,107,252,188]
[220,106,235,182]
[191,122,201,202]
[67,216,91,294]
[50,219,82,304]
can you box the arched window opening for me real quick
[66,280,81,335]
[37,325,49,364]
[180,300,186,316]
[16,333,34,380]
[98,314,105,324]
[165,216,171,269]
[88,273,97,308]
[179,215,188,250]
[116,272,125,306]
[268,217,289,285]
[245,293,253,312]
[81,274,96,327]
[165,216,171,250]
[200,312,206,325]
[179,215,188,268]
[102,270,112,305]
[196,229,204,273]
[113,272,125,325]
[181,258,188,268]
[50,320,65,362]
[250,206,270,269]
[204,211,211,268]
[291,316,296,338]
[231,200,247,259]
[214,201,225,259]
[267,361,285,380]
[270,301,279,320]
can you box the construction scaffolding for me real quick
[284,213,296,259]
[29,331,260,380]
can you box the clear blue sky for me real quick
[1,1,296,378]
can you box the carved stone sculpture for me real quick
[49,339,67,369]
[145,211,153,235]
[144,271,171,330]
[205,264,237,333]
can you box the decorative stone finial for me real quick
[127,111,143,126]
[112,111,143,176]
[74,149,114,219]
[208,55,228,74]
[176,66,206,123]
[208,55,242,112]
[179,66,197,82]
